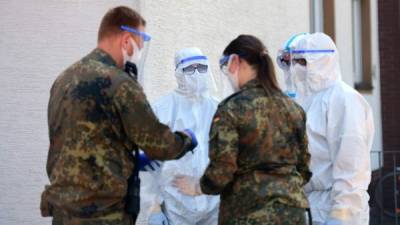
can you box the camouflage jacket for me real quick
[200,79,311,222]
[41,48,193,218]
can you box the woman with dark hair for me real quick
[174,35,312,225]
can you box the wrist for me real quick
[329,208,350,221]
[194,179,202,195]
[149,203,162,213]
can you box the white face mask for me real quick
[185,71,208,96]
[290,63,307,82]
[287,62,315,107]
[176,70,208,99]
[122,38,142,66]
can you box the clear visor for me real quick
[277,50,292,70]
[278,49,335,69]
[214,55,236,99]
[121,25,152,87]
[136,41,150,86]
[176,55,218,94]
[219,55,230,70]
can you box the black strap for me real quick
[133,147,139,175]
[306,208,313,225]
[125,62,138,80]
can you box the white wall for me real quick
[334,0,383,170]
[0,0,309,224]
[140,0,310,101]
[0,1,138,224]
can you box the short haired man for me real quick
[40,6,197,225]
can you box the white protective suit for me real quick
[148,48,220,225]
[279,33,374,225]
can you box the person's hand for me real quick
[183,129,198,152]
[148,211,169,225]
[172,174,202,196]
[138,152,162,172]
[325,218,343,225]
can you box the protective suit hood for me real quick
[174,47,216,99]
[293,32,342,94]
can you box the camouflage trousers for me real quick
[52,209,134,225]
[222,202,306,225]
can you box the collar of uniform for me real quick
[90,48,118,67]
[240,78,262,91]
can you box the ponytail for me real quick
[258,52,280,93]
[223,34,280,94]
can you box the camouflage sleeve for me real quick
[296,111,312,185]
[113,80,192,160]
[200,108,239,195]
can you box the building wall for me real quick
[378,0,400,154]
[0,0,310,224]
[334,0,383,170]
[139,0,310,101]
[0,1,138,224]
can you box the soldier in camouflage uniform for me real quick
[40,6,197,225]
[200,35,312,225]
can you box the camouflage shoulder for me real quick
[50,59,84,92]
[290,98,306,117]
[112,69,137,85]
[214,90,250,123]
[217,90,244,108]
[112,71,146,105]
[217,87,255,111]
[95,64,140,95]
[211,92,243,127]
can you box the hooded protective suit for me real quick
[278,33,374,225]
[147,48,220,225]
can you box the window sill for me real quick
[355,82,373,92]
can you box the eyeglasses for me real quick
[182,64,208,75]
[293,58,307,66]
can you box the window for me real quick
[352,0,373,91]
[310,0,335,41]
[310,0,324,32]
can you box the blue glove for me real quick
[325,219,343,225]
[148,212,169,225]
[184,129,198,151]
[138,152,161,172]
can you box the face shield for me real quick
[277,33,309,71]
[175,54,217,99]
[120,25,151,85]
[287,49,336,103]
[276,33,310,98]
[216,54,240,98]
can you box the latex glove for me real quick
[138,152,162,172]
[172,175,202,196]
[183,129,198,152]
[325,219,343,225]
[148,211,169,225]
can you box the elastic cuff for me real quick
[174,131,192,158]
[195,180,203,195]
[200,176,221,195]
